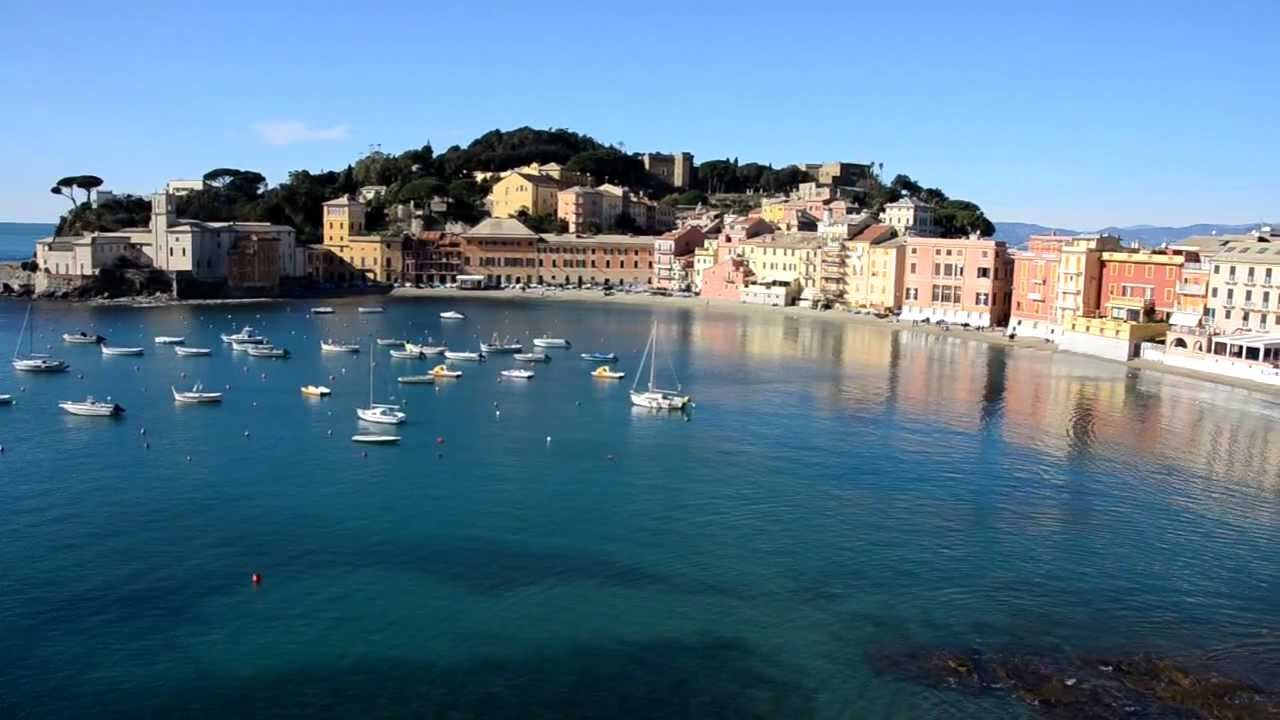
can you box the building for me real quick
[813,162,871,187]
[882,196,936,236]
[843,223,898,310]
[459,217,542,287]
[227,234,283,293]
[1205,238,1280,334]
[165,179,205,196]
[1056,234,1124,327]
[1009,236,1064,339]
[1058,315,1168,362]
[405,231,464,286]
[357,185,387,203]
[899,235,1013,327]
[35,233,151,278]
[653,226,706,290]
[538,233,655,287]
[1099,249,1188,322]
[738,233,826,304]
[317,195,407,284]
[867,237,907,312]
[699,256,754,301]
[641,152,694,189]
[487,172,565,218]
[742,279,799,306]
[557,187,604,233]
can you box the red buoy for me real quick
[436,436,445,445]
[251,572,262,585]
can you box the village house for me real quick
[653,226,706,290]
[899,235,1013,327]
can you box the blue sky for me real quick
[1,0,1276,229]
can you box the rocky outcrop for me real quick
[873,649,1279,718]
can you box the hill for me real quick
[994,221,1274,248]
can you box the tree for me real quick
[51,174,102,208]
[203,168,242,189]
[74,175,104,200]
[934,200,996,238]
[890,174,923,197]
[614,212,640,234]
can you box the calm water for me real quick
[2,296,1279,718]
[0,222,52,261]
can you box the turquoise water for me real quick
[0,222,52,261]
[2,296,1280,718]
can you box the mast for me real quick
[15,303,31,359]
[632,325,652,392]
[648,321,657,392]
[368,339,374,406]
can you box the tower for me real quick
[151,191,173,270]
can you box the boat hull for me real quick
[101,347,144,356]
[499,370,534,379]
[300,386,331,397]
[12,359,69,372]
[443,352,483,362]
[532,338,570,348]
[397,375,435,384]
[154,337,185,345]
[59,402,124,416]
[175,348,212,356]
[63,334,103,344]
[321,343,360,353]
[629,390,690,410]
[352,434,399,444]
[513,353,549,362]
[356,407,406,424]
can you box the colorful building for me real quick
[882,196,936,236]
[1205,238,1280,334]
[538,234,655,287]
[842,223,897,310]
[899,235,1013,327]
[459,217,541,287]
[487,172,564,218]
[738,233,825,305]
[1009,236,1064,339]
[557,187,604,233]
[653,226,706,290]
[867,236,907,312]
[1055,234,1124,326]
[699,256,754,301]
[1099,249,1188,322]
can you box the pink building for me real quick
[653,226,706,289]
[700,256,755,301]
[724,216,773,243]
[900,235,1014,327]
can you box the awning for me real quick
[1169,311,1202,328]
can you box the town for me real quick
[21,149,1280,390]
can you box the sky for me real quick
[1,0,1276,229]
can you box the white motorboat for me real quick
[389,349,421,359]
[59,397,125,416]
[175,346,212,357]
[532,336,570,348]
[443,350,484,361]
[630,321,691,410]
[247,346,289,358]
[311,307,335,314]
[172,383,223,403]
[480,334,522,353]
[580,352,618,362]
[101,345,144,356]
[13,305,69,372]
[396,375,435,384]
[220,326,267,344]
[357,306,385,314]
[513,351,549,362]
[376,338,406,346]
[352,434,399,444]
[321,340,360,353]
[63,331,103,344]
[430,364,462,378]
[405,342,447,355]
[439,310,465,320]
[154,336,186,345]
[231,340,267,352]
[0,394,12,405]
[499,368,535,380]
[356,340,406,424]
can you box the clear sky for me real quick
[1,0,1276,229]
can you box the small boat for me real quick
[352,434,400,444]
[101,345,144,356]
[13,305,69,372]
[443,350,484,362]
[397,375,435,384]
[430,364,462,378]
[376,338,406,347]
[321,340,360,353]
[389,349,422,359]
[532,336,570,348]
[247,346,290,358]
[592,366,626,379]
[439,310,465,320]
[63,332,103,344]
[175,346,212,357]
[154,336,185,345]
[405,342,447,355]
[480,334,522,353]
[513,352,549,362]
[231,340,267,352]
[500,368,535,380]
[172,383,223,403]
[311,307,335,314]
[357,306,385,314]
[580,352,618,362]
[59,397,125,416]
[357,403,406,424]
[301,385,331,397]
[630,321,691,410]
[0,394,12,405]
[220,326,267,344]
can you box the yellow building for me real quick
[842,223,896,309]
[319,195,405,283]
[487,173,565,218]
[739,233,825,301]
[759,197,788,225]
[867,236,907,312]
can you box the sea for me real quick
[0,222,54,261]
[1,295,1279,718]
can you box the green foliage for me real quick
[51,174,104,208]
[56,195,151,235]
[694,161,811,195]
[437,127,603,174]
[662,190,708,206]
[934,200,995,238]
[613,212,640,234]
[514,209,562,234]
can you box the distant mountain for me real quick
[994,221,1273,249]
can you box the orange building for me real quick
[1099,249,1194,322]
[1009,235,1063,339]
[900,236,1014,327]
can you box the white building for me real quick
[166,179,206,196]
[882,196,936,236]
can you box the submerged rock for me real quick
[873,649,1279,718]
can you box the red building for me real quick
[1009,235,1064,339]
[1099,249,1197,322]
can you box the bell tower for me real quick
[151,191,174,269]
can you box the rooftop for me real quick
[542,233,659,247]
[463,217,542,239]
[1216,239,1280,261]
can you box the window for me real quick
[1164,288,1173,302]
[910,247,917,255]
[1225,309,1233,320]
[1125,265,1133,277]
[1243,311,1251,323]
[1214,264,1221,274]
[977,267,991,279]
[1167,267,1175,279]
[1145,265,1153,278]
[1211,287,1218,298]
[975,292,990,306]
[1110,264,1119,276]
[909,262,916,274]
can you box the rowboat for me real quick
[321,340,360,353]
[357,306,385,314]
[154,336,185,345]
[580,352,618,362]
[439,310,465,320]
[172,383,223,403]
[59,397,125,416]
[0,394,13,405]
[532,336,570,348]
[175,346,212,357]
[300,385,331,397]
[389,349,422,359]
[513,352,549,362]
[63,332,103,344]
[352,434,400,444]
[101,345,144,356]
[397,375,435,384]
[405,342,447,355]
[499,368,535,380]
[247,346,289,358]
[443,350,484,361]
[376,338,406,346]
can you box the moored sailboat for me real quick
[630,321,691,410]
[356,340,406,424]
[13,304,69,372]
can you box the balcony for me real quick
[1243,301,1257,309]
[1223,299,1236,308]
[1176,283,1206,295]
[1244,278,1257,286]
[1181,262,1207,271]
[1026,291,1044,301]
[1225,276,1238,284]
[1109,295,1154,309]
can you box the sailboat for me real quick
[630,321,691,410]
[12,304,69,372]
[356,340,406,425]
